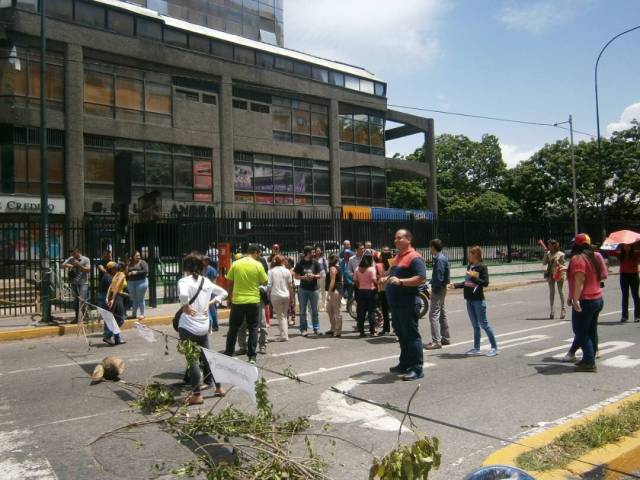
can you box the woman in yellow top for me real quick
[104,262,127,346]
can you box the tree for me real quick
[387,180,426,209]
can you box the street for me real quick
[1,280,640,479]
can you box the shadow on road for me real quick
[529,363,576,375]
[435,353,470,360]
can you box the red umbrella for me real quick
[602,230,640,250]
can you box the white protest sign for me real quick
[97,307,120,335]
[201,348,258,402]
[134,322,156,343]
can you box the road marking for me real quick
[600,310,622,317]
[0,353,152,376]
[601,355,640,368]
[495,301,524,307]
[268,346,329,357]
[311,378,410,432]
[439,321,566,350]
[31,412,111,429]
[0,395,57,479]
[525,339,574,357]
[494,335,550,350]
[551,341,634,359]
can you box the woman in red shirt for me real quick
[564,234,607,372]
[354,250,378,337]
[609,244,640,323]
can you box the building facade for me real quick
[0,0,436,222]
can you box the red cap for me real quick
[574,233,591,246]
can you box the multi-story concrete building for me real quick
[0,0,436,222]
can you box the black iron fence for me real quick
[1,212,638,318]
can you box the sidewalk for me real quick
[0,267,546,342]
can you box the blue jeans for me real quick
[128,278,148,317]
[209,303,219,330]
[390,301,423,374]
[571,298,603,365]
[298,288,320,332]
[178,327,220,392]
[466,300,497,349]
[342,283,354,301]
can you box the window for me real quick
[292,108,310,134]
[234,47,255,64]
[0,54,27,97]
[329,71,344,87]
[339,113,385,155]
[232,99,248,110]
[345,75,360,91]
[256,52,274,69]
[211,40,233,59]
[375,82,386,97]
[85,149,114,182]
[233,152,329,205]
[164,27,188,48]
[15,0,37,12]
[202,94,217,105]
[190,35,210,53]
[272,105,290,131]
[107,10,134,36]
[274,56,293,73]
[312,67,329,83]
[250,103,269,113]
[341,167,386,206]
[293,62,311,78]
[48,0,73,20]
[145,82,171,114]
[84,69,113,116]
[272,96,328,147]
[137,18,162,40]
[311,113,327,138]
[360,79,375,95]
[176,89,199,102]
[75,1,105,28]
[1,48,64,107]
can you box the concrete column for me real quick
[64,43,84,223]
[329,98,341,210]
[218,75,234,208]
[424,119,438,216]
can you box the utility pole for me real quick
[39,0,51,323]
[569,115,578,236]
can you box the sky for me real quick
[283,0,640,167]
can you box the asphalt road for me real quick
[1,280,639,480]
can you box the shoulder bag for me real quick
[173,277,205,331]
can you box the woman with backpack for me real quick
[177,251,225,405]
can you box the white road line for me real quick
[268,346,329,357]
[495,301,525,307]
[31,412,110,429]
[495,335,550,350]
[440,321,566,350]
[550,341,634,359]
[600,310,622,317]
[525,339,574,357]
[0,353,152,376]
[601,355,640,368]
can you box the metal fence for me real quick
[1,212,638,318]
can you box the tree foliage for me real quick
[387,180,426,210]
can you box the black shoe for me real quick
[635,318,640,323]
[115,339,127,345]
[402,371,424,381]
[621,318,628,323]
[389,365,409,374]
[102,337,115,346]
[441,338,450,346]
[359,332,366,338]
[325,330,334,335]
[575,363,597,372]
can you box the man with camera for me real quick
[62,248,91,324]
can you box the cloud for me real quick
[607,102,640,134]
[497,0,590,34]
[283,0,447,76]
[500,143,538,168]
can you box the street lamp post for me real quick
[39,0,51,323]
[594,25,640,240]
[554,116,578,235]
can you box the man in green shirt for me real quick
[225,244,269,363]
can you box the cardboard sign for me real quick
[97,307,120,335]
[201,348,258,402]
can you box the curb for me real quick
[0,310,231,343]
[482,392,640,479]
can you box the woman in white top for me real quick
[268,255,294,341]
[178,251,225,405]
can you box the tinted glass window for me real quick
[137,19,162,40]
[211,40,234,59]
[360,79,375,95]
[84,149,113,182]
[164,28,188,48]
[234,46,255,64]
[375,82,386,97]
[48,0,73,20]
[345,75,360,91]
[190,35,210,53]
[75,1,105,28]
[293,62,311,78]
[330,71,344,87]
[107,10,134,35]
[256,52,274,68]
[145,82,171,114]
[145,153,172,186]
[274,57,293,72]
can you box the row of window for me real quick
[234,151,330,205]
[341,167,387,207]
[339,114,385,156]
[0,127,65,195]
[0,47,65,108]
[83,63,173,125]
[3,0,386,97]
[84,135,213,202]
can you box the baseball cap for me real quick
[106,261,117,269]
[342,249,353,257]
[574,233,591,246]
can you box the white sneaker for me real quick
[278,337,288,342]
[465,348,483,356]
[561,353,576,363]
[486,348,498,357]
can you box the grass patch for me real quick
[517,399,640,472]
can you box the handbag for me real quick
[173,277,205,331]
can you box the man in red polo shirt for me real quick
[383,229,427,381]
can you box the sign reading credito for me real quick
[0,196,66,214]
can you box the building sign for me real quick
[0,196,66,214]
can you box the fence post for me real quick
[462,216,468,265]
[147,222,157,308]
[506,213,514,263]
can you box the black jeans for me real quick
[620,272,640,320]
[356,289,377,334]
[225,303,259,358]
[178,327,219,392]
[390,301,423,374]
